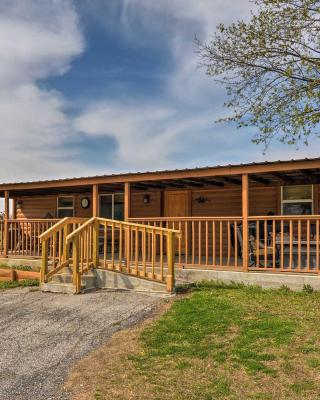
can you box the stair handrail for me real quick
[65,217,97,244]
[97,217,181,234]
[40,217,88,283]
[66,217,181,294]
[39,217,68,241]
[39,217,88,241]
[66,217,181,244]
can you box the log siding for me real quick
[14,185,318,220]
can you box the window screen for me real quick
[282,185,313,215]
[57,196,74,218]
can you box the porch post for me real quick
[242,174,249,272]
[124,182,131,221]
[124,182,131,267]
[92,184,99,267]
[92,184,99,217]
[4,190,9,257]
[12,198,17,219]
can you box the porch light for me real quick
[143,194,150,204]
[194,196,210,204]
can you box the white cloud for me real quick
[74,98,320,177]
[73,0,320,174]
[0,1,83,86]
[0,0,85,183]
[71,0,265,172]
[1,0,320,193]
[74,101,214,170]
[114,0,253,102]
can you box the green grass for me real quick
[0,263,33,271]
[94,389,104,400]
[0,264,38,289]
[0,279,39,289]
[126,282,320,399]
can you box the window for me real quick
[57,196,74,218]
[100,193,124,220]
[281,185,313,215]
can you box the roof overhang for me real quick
[1,157,320,196]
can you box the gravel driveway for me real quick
[0,287,163,400]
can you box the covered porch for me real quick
[1,158,320,277]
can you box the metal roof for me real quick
[1,156,320,189]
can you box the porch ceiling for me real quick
[5,183,125,197]
[132,168,320,191]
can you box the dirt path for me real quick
[0,287,163,400]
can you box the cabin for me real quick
[1,157,320,292]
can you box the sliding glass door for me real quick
[99,193,124,220]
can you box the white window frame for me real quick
[57,195,75,218]
[99,193,124,219]
[281,185,314,215]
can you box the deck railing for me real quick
[248,216,320,273]
[3,215,320,275]
[130,217,244,270]
[64,217,180,293]
[0,219,60,258]
[130,216,320,273]
[0,218,89,259]
[39,217,180,293]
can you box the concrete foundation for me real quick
[175,268,320,291]
[5,256,320,292]
[93,269,168,293]
[41,267,168,294]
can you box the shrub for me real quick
[302,284,314,294]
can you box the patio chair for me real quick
[231,223,279,267]
[249,234,280,268]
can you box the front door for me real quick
[164,191,190,254]
[164,191,189,218]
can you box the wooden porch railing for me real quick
[65,217,180,293]
[248,216,320,273]
[130,217,244,270]
[130,216,320,274]
[39,217,180,293]
[6,215,320,276]
[0,219,60,258]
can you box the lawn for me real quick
[0,263,34,271]
[66,282,320,400]
[0,279,39,289]
[0,264,39,288]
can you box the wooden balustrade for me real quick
[247,216,320,273]
[6,215,320,278]
[130,217,244,270]
[0,220,4,255]
[130,216,320,273]
[66,217,180,293]
[0,219,60,258]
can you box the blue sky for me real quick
[1,0,320,187]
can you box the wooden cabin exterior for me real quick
[2,157,320,279]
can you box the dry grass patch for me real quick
[64,300,174,400]
[64,283,320,400]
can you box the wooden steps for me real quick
[40,266,96,294]
[41,266,169,294]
